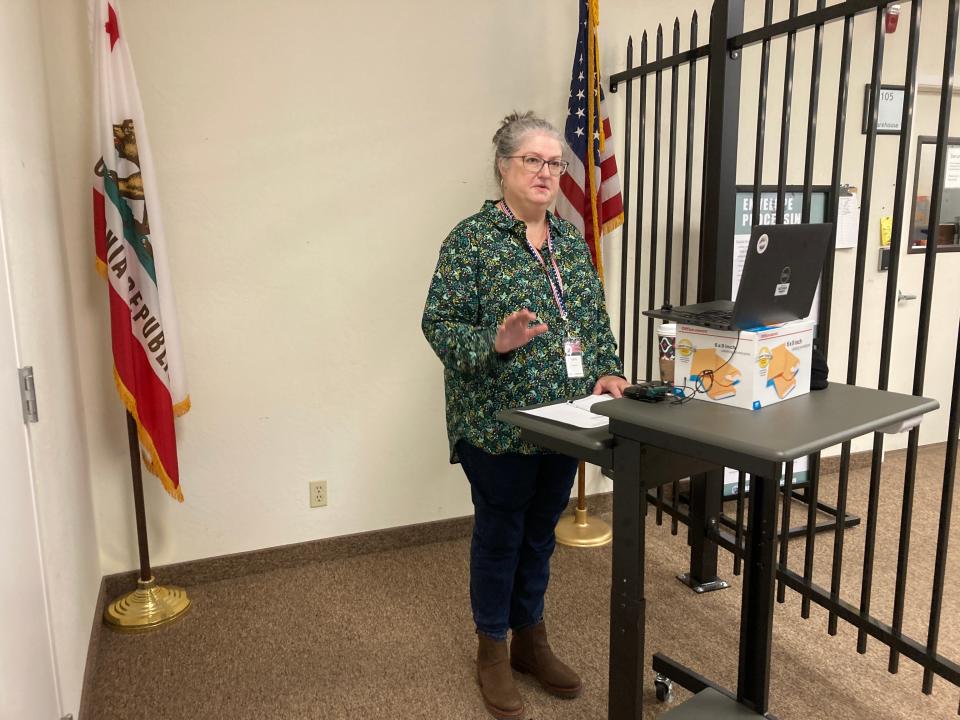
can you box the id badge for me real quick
[564,337,585,378]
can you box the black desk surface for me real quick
[658,688,763,718]
[499,383,937,477]
[497,406,614,468]
[591,382,937,471]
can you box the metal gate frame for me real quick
[609,0,960,709]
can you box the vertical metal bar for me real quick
[796,3,827,585]
[800,0,826,224]
[776,462,794,603]
[752,0,774,227]
[775,0,800,225]
[847,7,885,402]
[657,483,665,526]
[799,453,820,618]
[688,470,722,586]
[924,321,960,694]
[647,26,663,381]
[697,55,711,303]
[664,20,680,305]
[618,37,634,366]
[631,34,648,384]
[829,7,885,636]
[126,412,152,582]
[609,437,647,718]
[828,443,852,635]
[737,471,779,714]
[700,0,744,302]
[671,478,680,534]
[854,0,919,664]
[680,12,698,305]
[818,11,855,359]
[858,0,923,655]
[921,0,960,692]
[807,8,853,622]
[734,470,746,576]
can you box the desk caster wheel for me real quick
[654,674,674,703]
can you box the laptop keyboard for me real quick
[670,309,733,324]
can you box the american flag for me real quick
[556,0,624,280]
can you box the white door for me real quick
[0,229,60,717]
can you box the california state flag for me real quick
[92,0,190,501]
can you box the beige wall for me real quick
[31,0,960,585]
[2,1,102,716]
[39,0,612,574]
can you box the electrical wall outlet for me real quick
[309,480,328,508]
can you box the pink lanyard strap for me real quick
[499,201,568,321]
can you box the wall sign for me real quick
[863,84,905,135]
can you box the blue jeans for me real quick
[456,440,578,640]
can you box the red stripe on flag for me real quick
[94,189,107,263]
[560,168,602,267]
[107,280,180,492]
[601,194,624,221]
[559,174,587,212]
[581,208,599,268]
[599,155,618,178]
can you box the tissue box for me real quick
[674,320,815,410]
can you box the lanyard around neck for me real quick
[499,200,567,321]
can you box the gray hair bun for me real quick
[492,111,566,185]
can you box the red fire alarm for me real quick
[886,4,901,33]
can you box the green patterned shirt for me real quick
[422,200,623,460]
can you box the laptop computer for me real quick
[645,223,833,331]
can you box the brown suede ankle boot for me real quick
[509,621,582,698]
[477,633,524,719]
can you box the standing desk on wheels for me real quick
[500,382,937,719]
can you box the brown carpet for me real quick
[85,444,960,719]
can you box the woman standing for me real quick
[422,111,627,719]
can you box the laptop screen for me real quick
[731,223,832,329]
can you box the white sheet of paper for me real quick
[945,147,960,189]
[732,232,750,301]
[520,395,613,428]
[836,189,859,250]
[569,393,614,411]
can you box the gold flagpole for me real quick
[556,1,612,549]
[103,411,190,632]
[556,460,612,547]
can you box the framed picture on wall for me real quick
[862,84,905,135]
[909,136,960,254]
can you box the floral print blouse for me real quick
[422,200,623,460]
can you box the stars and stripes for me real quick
[556,0,624,280]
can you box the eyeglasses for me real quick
[502,155,569,177]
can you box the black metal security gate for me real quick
[608,0,960,710]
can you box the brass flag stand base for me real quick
[555,461,612,548]
[104,412,192,633]
[104,576,191,632]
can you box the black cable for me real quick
[671,330,742,403]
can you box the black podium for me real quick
[500,382,937,719]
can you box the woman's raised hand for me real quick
[494,309,549,353]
